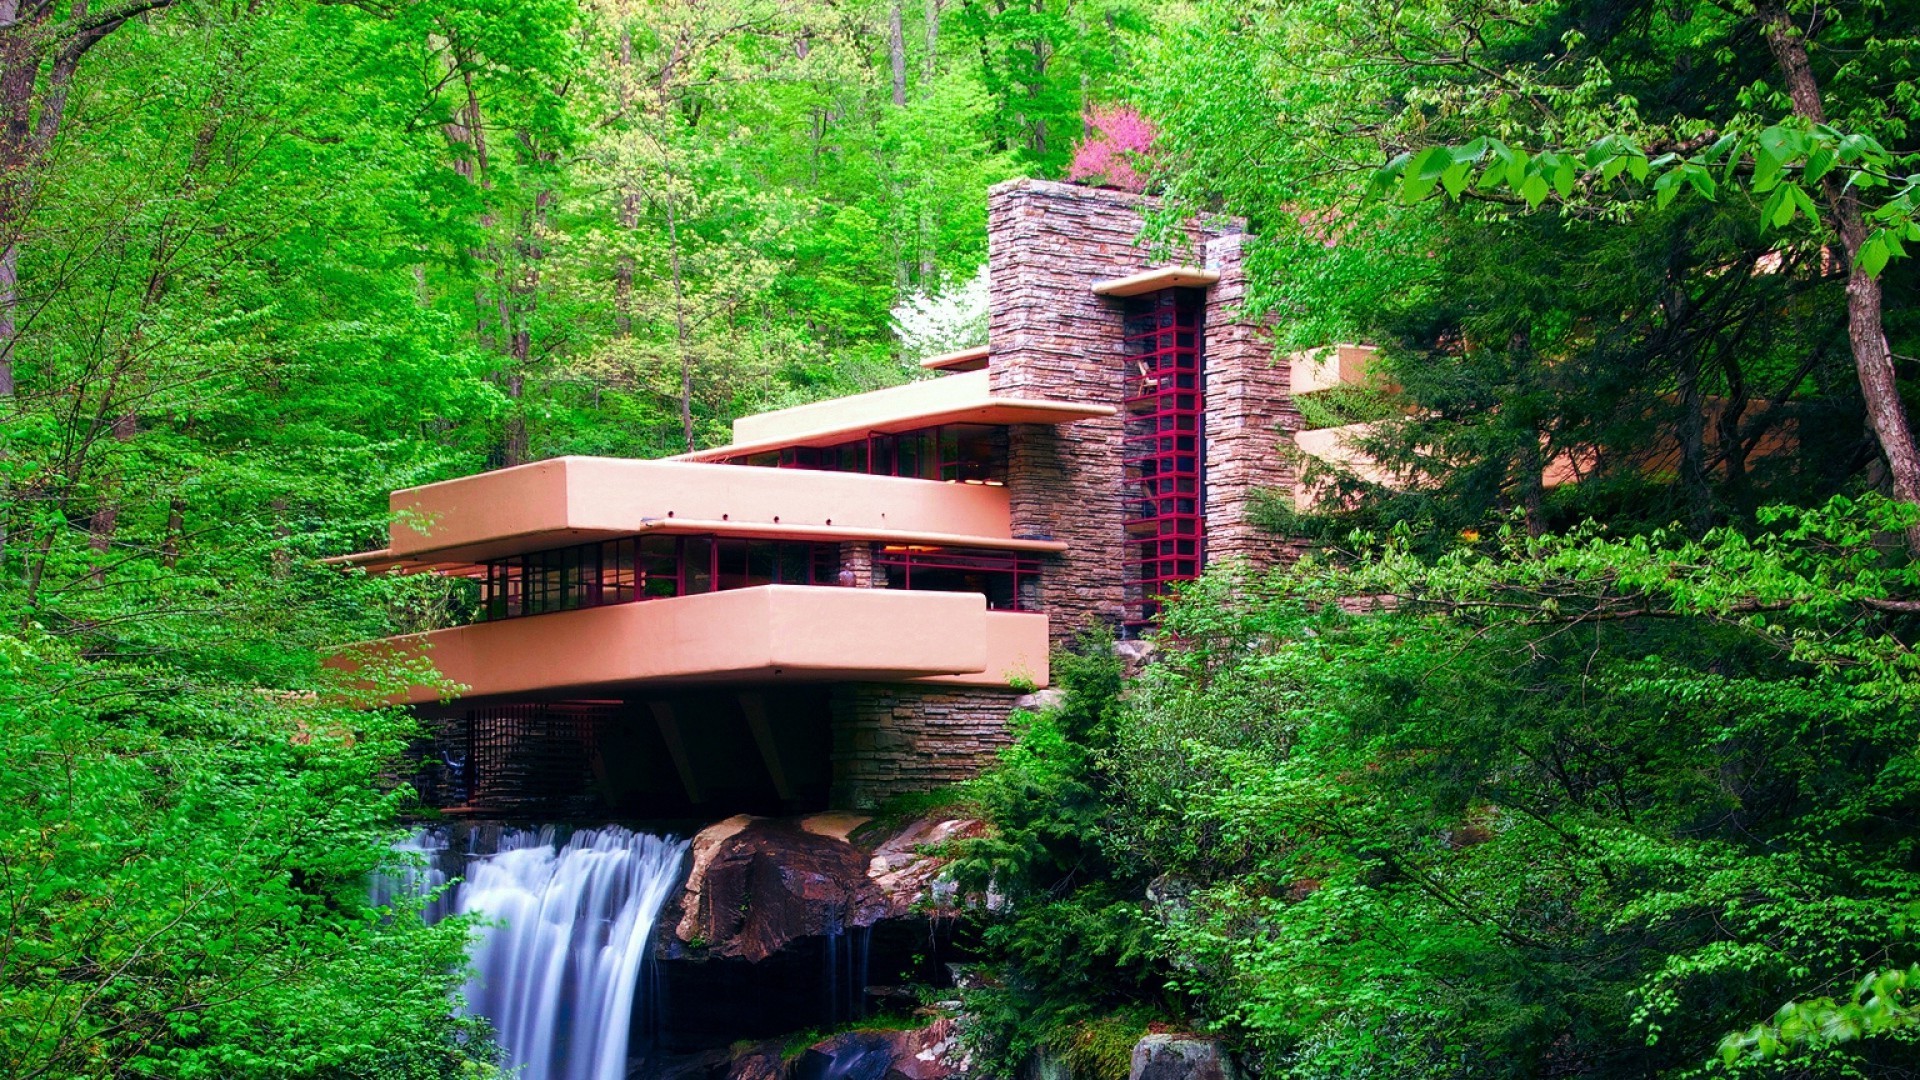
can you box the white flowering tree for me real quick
[890,264,989,365]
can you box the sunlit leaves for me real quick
[1370,122,1920,277]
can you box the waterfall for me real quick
[381,825,689,1080]
[372,827,452,924]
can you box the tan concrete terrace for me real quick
[332,585,1046,705]
[330,455,1065,574]
[675,368,1114,462]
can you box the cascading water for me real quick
[378,826,689,1080]
[372,827,452,924]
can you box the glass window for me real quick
[872,544,1041,612]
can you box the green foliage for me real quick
[1371,123,1920,278]
[950,636,1177,1077]
[1722,965,1920,1066]
[967,498,1920,1078]
[1144,0,1917,541]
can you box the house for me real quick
[328,178,1315,816]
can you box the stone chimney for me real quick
[983,179,1298,641]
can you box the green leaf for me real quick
[1686,165,1716,200]
[1804,147,1837,183]
[1553,160,1576,199]
[1401,146,1453,203]
[1859,233,1891,278]
[1521,172,1550,208]
[1761,184,1793,228]
[1441,161,1472,198]
[1788,183,1821,223]
[1654,169,1682,208]
[1627,154,1651,182]
[1753,147,1784,192]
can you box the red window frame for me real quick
[1121,289,1204,629]
[478,535,837,622]
[872,544,1041,612]
[732,425,1007,483]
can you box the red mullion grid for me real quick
[1120,289,1203,628]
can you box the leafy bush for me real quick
[968,497,1920,1078]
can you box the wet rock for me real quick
[892,1016,966,1080]
[793,1019,965,1080]
[794,1031,897,1080]
[1129,1035,1237,1080]
[723,1040,787,1080]
[672,814,986,958]
[675,814,755,946]
[866,816,987,919]
[1013,688,1066,713]
[673,818,885,962]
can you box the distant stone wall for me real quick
[836,540,880,587]
[1201,232,1303,568]
[829,684,1024,808]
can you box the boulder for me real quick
[793,1031,898,1080]
[671,814,987,959]
[1012,688,1067,713]
[891,1016,966,1080]
[866,816,987,918]
[673,817,886,962]
[792,1019,965,1080]
[1129,1035,1236,1080]
[723,1040,788,1080]
[1112,638,1157,676]
[675,814,755,946]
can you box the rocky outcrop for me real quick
[723,1041,788,1080]
[793,1018,967,1080]
[655,812,985,1052]
[673,816,884,963]
[1129,1035,1237,1080]
[670,812,984,961]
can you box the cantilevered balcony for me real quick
[330,455,1062,574]
[336,586,1046,705]
[675,368,1113,463]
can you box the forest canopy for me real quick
[3,0,1919,1075]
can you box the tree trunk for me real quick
[161,496,183,568]
[665,193,694,452]
[889,1,907,106]
[614,29,635,337]
[922,0,939,85]
[1761,4,1920,548]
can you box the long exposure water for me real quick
[379,826,689,1080]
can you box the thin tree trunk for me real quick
[889,1,907,106]
[664,193,694,452]
[161,496,183,568]
[922,0,939,85]
[614,29,635,337]
[1761,4,1920,549]
[85,410,135,584]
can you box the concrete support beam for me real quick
[738,692,793,801]
[649,700,703,804]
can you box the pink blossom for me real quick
[1068,105,1156,193]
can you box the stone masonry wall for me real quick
[829,684,1026,808]
[1202,233,1304,567]
[823,182,1302,811]
[985,178,1294,643]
